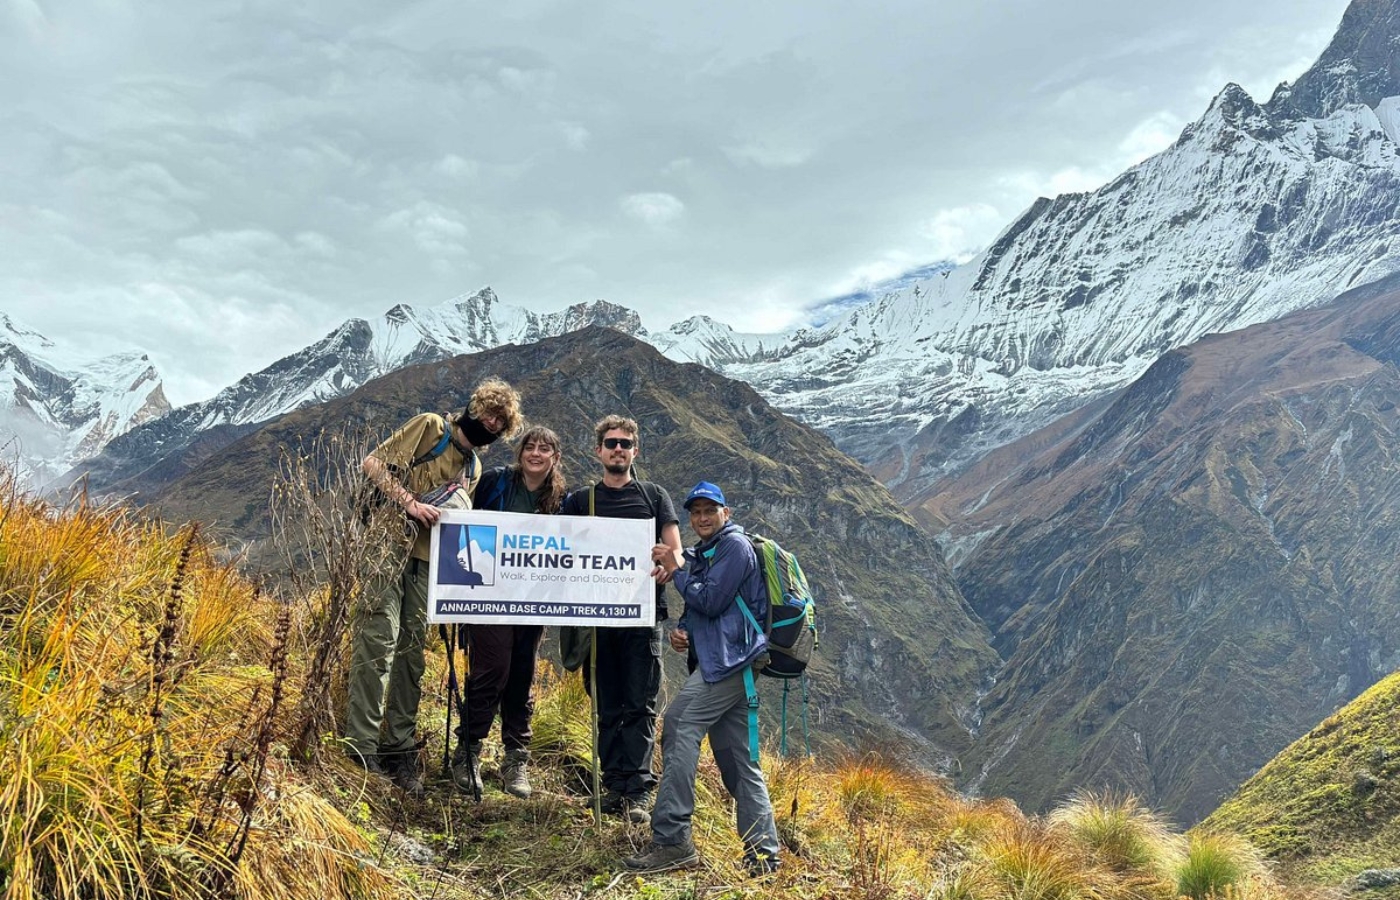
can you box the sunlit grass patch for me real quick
[1175,831,1266,900]
[1049,791,1184,878]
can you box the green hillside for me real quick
[1205,669,1400,888]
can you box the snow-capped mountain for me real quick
[56,0,1400,505]
[723,0,1400,498]
[645,315,784,368]
[66,288,781,494]
[0,314,170,485]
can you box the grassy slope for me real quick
[1205,669,1400,885]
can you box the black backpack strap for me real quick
[635,480,663,532]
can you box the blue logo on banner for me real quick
[438,524,497,588]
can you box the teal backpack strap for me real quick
[735,594,763,763]
[742,666,760,764]
[410,414,454,467]
[801,673,811,757]
[780,680,790,756]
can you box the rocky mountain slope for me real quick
[921,276,1400,825]
[148,327,1000,758]
[723,0,1400,498]
[0,314,169,485]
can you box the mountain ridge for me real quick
[149,326,1001,758]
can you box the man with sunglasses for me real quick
[345,377,522,795]
[560,415,682,822]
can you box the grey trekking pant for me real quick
[344,556,429,757]
[651,667,780,857]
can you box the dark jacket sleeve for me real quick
[472,466,513,512]
[672,533,752,620]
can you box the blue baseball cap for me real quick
[683,481,727,510]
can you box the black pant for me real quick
[582,624,662,798]
[456,624,544,751]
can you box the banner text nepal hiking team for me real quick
[346,378,786,876]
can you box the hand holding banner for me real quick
[428,509,656,627]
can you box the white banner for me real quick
[427,509,656,627]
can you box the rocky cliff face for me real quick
[723,0,1400,498]
[924,278,1400,825]
[149,327,1000,758]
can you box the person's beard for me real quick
[603,460,630,476]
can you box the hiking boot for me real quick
[743,851,781,878]
[501,748,532,799]
[597,789,625,814]
[450,741,483,795]
[385,750,425,798]
[345,747,388,776]
[622,792,653,825]
[623,841,700,874]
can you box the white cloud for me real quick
[435,154,480,180]
[1119,112,1186,163]
[559,122,590,150]
[722,143,813,169]
[0,0,1352,403]
[920,205,1007,264]
[620,192,685,226]
[6,0,48,37]
[378,201,471,256]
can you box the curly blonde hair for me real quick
[465,377,524,439]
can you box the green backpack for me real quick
[747,534,818,678]
[731,532,819,758]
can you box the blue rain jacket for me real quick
[672,521,769,683]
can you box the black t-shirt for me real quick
[562,480,679,617]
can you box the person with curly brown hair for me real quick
[345,377,523,795]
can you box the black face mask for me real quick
[458,413,501,447]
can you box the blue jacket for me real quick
[673,521,769,683]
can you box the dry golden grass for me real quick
[0,476,389,900]
[0,469,1312,900]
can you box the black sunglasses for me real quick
[602,437,636,450]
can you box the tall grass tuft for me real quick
[980,819,1105,900]
[835,753,906,822]
[1049,791,1184,878]
[1175,831,1264,900]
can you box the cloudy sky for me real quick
[1,0,1349,405]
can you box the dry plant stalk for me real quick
[135,522,200,844]
[269,425,405,761]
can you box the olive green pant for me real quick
[345,557,430,757]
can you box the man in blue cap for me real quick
[624,481,782,876]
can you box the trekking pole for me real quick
[441,624,458,774]
[589,625,601,827]
[463,623,480,803]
